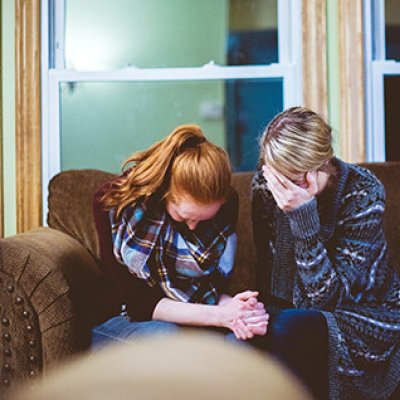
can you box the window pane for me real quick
[385,0,400,60]
[384,75,400,161]
[64,0,278,70]
[228,0,278,65]
[60,79,283,172]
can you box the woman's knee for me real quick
[140,320,180,335]
[269,309,326,341]
[91,317,180,349]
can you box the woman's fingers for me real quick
[234,290,259,302]
[253,302,266,310]
[306,171,318,194]
[233,319,254,340]
[246,297,258,307]
[262,163,319,211]
[267,164,290,187]
[243,308,268,318]
[263,165,284,189]
[247,322,268,336]
[244,314,269,324]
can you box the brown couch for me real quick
[1,163,400,395]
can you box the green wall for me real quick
[326,0,341,156]
[61,0,228,173]
[2,0,16,237]
[60,81,227,173]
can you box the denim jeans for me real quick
[251,308,329,400]
[92,315,240,350]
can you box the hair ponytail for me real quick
[101,125,231,217]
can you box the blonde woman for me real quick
[92,124,268,346]
[252,107,400,400]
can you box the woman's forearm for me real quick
[152,291,268,340]
[152,298,224,327]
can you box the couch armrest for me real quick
[0,228,117,393]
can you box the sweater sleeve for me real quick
[286,179,388,310]
[93,184,164,321]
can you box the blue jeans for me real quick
[251,308,328,400]
[92,315,240,350]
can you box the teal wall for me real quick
[2,0,16,237]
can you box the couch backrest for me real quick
[48,169,114,259]
[47,162,400,293]
[360,162,400,269]
[230,172,256,291]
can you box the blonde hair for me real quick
[259,107,334,176]
[102,124,232,217]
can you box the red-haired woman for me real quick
[92,124,268,346]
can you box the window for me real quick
[41,0,302,217]
[365,0,400,161]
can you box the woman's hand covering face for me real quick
[262,163,319,212]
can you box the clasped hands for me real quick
[218,291,269,340]
[262,163,318,212]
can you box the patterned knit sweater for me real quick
[252,158,400,400]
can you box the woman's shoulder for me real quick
[251,169,265,190]
[251,169,275,207]
[93,171,126,202]
[341,160,385,198]
[335,159,386,211]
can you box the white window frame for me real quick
[364,0,400,161]
[41,0,303,222]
